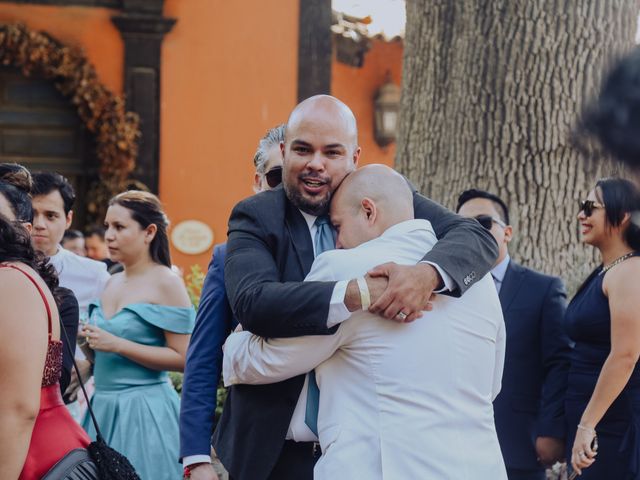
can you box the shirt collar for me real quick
[491,254,510,282]
[298,213,434,239]
[47,245,66,271]
[381,219,435,239]
[299,210,318,232]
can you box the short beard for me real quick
[284,180,331,216]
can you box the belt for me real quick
[283,440,322,458]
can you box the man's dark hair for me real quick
[63,229,84,241]
[31,172,76,214]
[456,189,510,225]
[85,225,106,239]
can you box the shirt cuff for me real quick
[421,261,453,293]
[327,280,350,328]
[183,454,212,467]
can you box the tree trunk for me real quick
[396,0,637,291]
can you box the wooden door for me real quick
[0,66,96,226]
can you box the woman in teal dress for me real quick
[81,190,195,480]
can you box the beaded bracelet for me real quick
[577,424,596,435]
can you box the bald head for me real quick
[281,95,361,216]
[285,95,358,150]
[330,165,414,249]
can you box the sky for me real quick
[332,0,406,38]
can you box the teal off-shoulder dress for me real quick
[82,301,195,480]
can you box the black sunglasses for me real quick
[474,214,506,230]
[265,166,283,188]
[579,200,604,217]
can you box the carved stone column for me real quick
[112,0,175,193]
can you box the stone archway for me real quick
[0,22,141,223]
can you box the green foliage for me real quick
[169,371,183,394]
[185,264,206,309]
[216,380,228,417]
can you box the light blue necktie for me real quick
[491,273,501,293]
[305,215,335,436]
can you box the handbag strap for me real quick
[58,312,105,442]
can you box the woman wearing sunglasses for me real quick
[565,177,640,478]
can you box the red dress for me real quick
[0,264,91,480]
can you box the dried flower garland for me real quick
[0,23,141,221]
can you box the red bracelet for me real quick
[183,463,208,478]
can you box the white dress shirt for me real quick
[300,209,454,327]
[224,219,507,479]
[49,246,110,316]
[289,212,454,441]
[185,212,455,467]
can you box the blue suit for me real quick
[493,260,571,479]
[180,243,236,459]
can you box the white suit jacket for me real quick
[224,219,507,479]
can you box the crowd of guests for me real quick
[1,49,640,480]
[0,165,195,479]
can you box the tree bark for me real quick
[397,0,637,291]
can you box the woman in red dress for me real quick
[0,166,90,479]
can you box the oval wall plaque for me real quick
[171,220,214,255]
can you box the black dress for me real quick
[564,258,640,479]
[57,286,79,397]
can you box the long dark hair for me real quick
[595,177,640,251]
[109,191,172,268]
[0,163,33,222]
[0,163,58,292]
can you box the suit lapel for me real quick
[499,261,525,312]
[284,197,315,275]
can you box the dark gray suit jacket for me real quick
[213,185,498,480]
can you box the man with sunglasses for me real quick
[457,189,572,480]
[180,125,285,480]
[253,125,286,192]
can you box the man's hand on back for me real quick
[368,263,438,322]
[345,275,388,312]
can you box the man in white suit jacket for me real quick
[223,165,507,479]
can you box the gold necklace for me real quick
[600,252,636,275]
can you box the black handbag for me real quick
[42,449,98,480]
[43,319,140,480]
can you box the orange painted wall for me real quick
[0,3,403,272]
[161,0,299,270]
[331,38,403,167]
[0,3,123,94]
